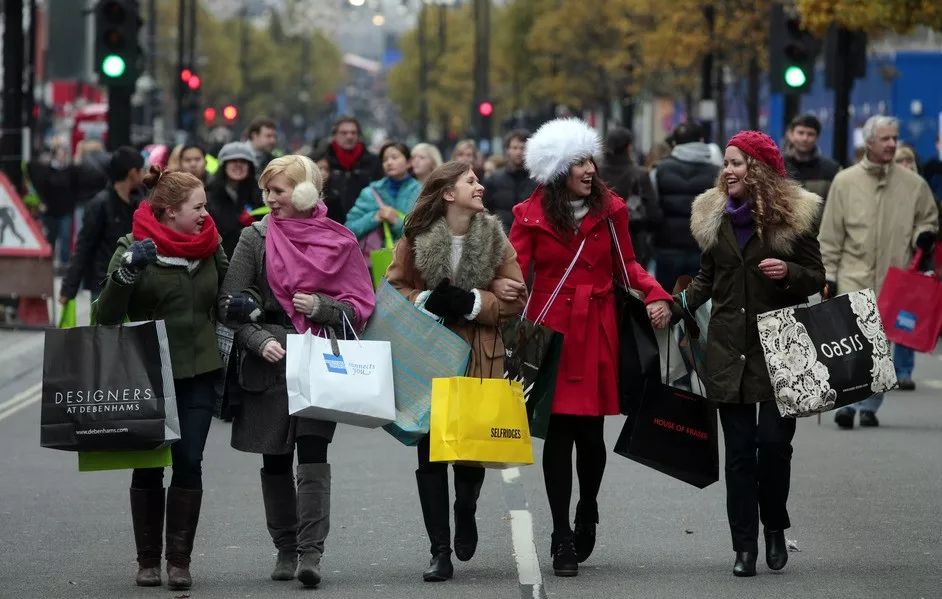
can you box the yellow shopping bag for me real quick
[429,377,533,468]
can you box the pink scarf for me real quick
[265,203,376,334]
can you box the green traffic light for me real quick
[784,65,807,88]
[101,54,127,78]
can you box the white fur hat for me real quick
[524,118,602,184]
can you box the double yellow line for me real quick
[0,382,41,422]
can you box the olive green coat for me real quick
[97,234,228,379]
[682,186,825,404]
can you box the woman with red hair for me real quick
[96,166,228,591]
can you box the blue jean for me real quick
[43,213,73,266]
[131,371,217,490]
[893,344,915,380]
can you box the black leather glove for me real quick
[222,293,262,324]
[916,231,936,252]
[122,239,158,271]
[425,279,476,321]
[423,279,452,319]
[445,286,476,319]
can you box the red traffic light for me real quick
[187,74,201,91]
[203,107,216,122]
[478,101,494,117]
[222,105,238,121]
[180,68,192,83]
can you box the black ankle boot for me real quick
[416,470,453,582]
[424,551,454,582]
[573,500,598,563]
[764,529,788,571]
[551,532,578,577]
[733,551,757,577]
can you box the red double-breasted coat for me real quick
[509,189,671,416]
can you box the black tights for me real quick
[262,436,330,475]
[542,414,607,534]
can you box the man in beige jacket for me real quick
[819,115,938,429]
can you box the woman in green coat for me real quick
[97,166,228,591]
[681,131,824,578]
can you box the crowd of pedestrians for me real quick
[26,109,939,591]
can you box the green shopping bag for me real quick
[78,447,173,472]
[58,299,77,329]
[370,222,396,289]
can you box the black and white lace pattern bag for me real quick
[757,289,897,418]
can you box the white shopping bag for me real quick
[286,318,396,428]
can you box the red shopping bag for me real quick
[877,250,942,352]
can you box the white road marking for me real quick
[0,383,41,422]
[501,467,520,483]
[509,509,543,588]
[920,379,942,390]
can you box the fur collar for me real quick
[413,213,507,290]
[689,186,821,254]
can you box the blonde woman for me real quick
[411,142,443,184]
[682,130,824,577]
[220,155,375,588]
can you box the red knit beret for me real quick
[726,130,787,178]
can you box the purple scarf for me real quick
[265,202,376,334]
[725,196,755,249]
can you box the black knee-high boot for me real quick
[415,470,453,582]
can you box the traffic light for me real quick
[95,0,142,87]
[477,100,493,141]
[203,107,217,125]
[769,5,820,94]
[222,105,239,122]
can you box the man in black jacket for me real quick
[483,129,537,231]
[321,117,381,223]
[651,121,720,291]
[59,147,144,305]
[599,127,659,267]
[783,114,841,199]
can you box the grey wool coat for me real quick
[682,185,825,404]
[220,216,355,454]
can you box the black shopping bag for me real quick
[614,326,718,489]
[614,285,661,417]
[757,289,897,417]
[501,317,563,440]
[41,321,180,452]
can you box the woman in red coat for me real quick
[505,118,672,577]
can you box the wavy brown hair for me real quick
[717,155,804,241]
[403,161,473,239]
[542,158,607,234]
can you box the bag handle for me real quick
[608,218,631,289]
[529,238,587,325]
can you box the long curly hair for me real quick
[542,159,608,234]
[717,155,804,241]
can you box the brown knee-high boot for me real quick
[165,487,203,590]
[130,487,165,586]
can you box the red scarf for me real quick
[132,201,220,260]
[331,141,365,171]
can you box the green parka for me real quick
[682,186,825,404]
[96,234,229,379]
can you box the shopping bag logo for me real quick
[895,310,917,333]
[490,427,523,439]
[323,353,348,375]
